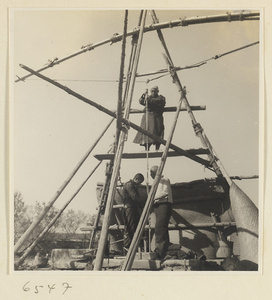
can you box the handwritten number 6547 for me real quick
[22,281,72,294]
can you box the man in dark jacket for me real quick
[122,173,145,250]
[133,86,165,151]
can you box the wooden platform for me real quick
[129,105,206,113]
[50,249,225,271]
[80,222,236,232]
[94,149,209,161]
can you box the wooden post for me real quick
[14,118,114,254]
[14,161,101,268]
[93,10,148,271]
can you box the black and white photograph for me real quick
[11,9,261,273]
[3,2,272,299]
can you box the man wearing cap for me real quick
[133,86,165,151]
[122,173,145,250]
[150,165,173,259]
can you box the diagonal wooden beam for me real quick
[150,10,226,181]
[19,64,211,167]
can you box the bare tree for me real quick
[14,191,31,244]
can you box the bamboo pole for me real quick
[89,10,132,251]
[19,64,210,167]
[122,11,143,108]
[15,11,259,83]
[88,13,129,248]
[137,41,259,78]
[230,175,259,180]
[88,174,109,249]
[137,62,206,77]
[150,10,226,182]
[14,161,102,268]
[14,118,114,254]
[122,12,144,108]
[88,147,115,249]
[82,222,237,231]
[94,10,148,271]
[116,10,128,143]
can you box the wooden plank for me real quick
[80,222,236,231]
[161,259,202,270]
[129,105,206,113]
[94,149,209,160]
[92,258,161,270]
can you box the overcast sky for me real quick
[11,9,260,215]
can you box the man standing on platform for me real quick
[133,86,165,151]
[150,165,173,259]
[122,173,145,250]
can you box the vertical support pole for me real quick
[116,10,128,144]
[122,11,143,108]
[93,10,147,271]
[88,159,114,249]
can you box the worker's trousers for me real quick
[123,205,141,248]
[154,202,172,258]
